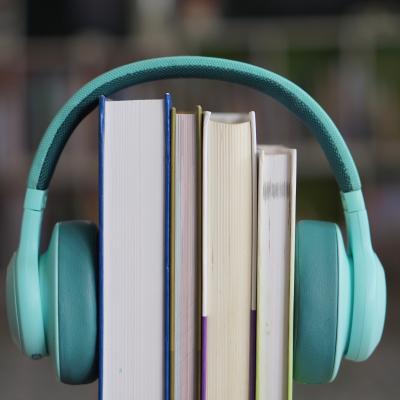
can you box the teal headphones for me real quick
[5,56,386,386]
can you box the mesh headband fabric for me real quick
[28,56,361,192]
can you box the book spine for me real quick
[250,310,256,400]
[201,316,207,400]
[287,151,297,400]
[249,111,257,400]
[170,107,176,400]
[196,106,203,400]
[164,93,172,400]
[201,112,210,400]
[98,95,106,400]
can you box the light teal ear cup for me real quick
[6,253,23,352]
[6,252,48,359]
[39,221,98,384]
[350,253,386,360]
[294,220,352,384]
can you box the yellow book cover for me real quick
[170,107,176,400]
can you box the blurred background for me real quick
[0,0,399,398]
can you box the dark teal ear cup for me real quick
[294,220,341,384]
[39,221,98,384]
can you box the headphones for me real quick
[5,56,386,386]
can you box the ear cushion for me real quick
[294,220,339,384]
[57,221,98,384]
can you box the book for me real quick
[256,146,297,400]
[202,111,257,400]
[170,106,203,400]
[99,93,171,400]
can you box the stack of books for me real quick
[99,93,297,400]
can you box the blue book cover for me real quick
[164,92,172,400]
[98,94,105,400]
[98,93,172,400]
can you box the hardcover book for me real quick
[202,112,257,400]
[99,94,171,400]
[170,106,203,400]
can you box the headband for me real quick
[27,55,361,192]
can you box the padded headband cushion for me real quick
[57,221,98,384]
[28,56,360,192]
[294,220,339,384]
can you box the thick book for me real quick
[99,94,171,400]
[256,146,297,400]
[170,106,203,400]
[202,112,257,400]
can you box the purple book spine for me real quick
[249,310,256,400]
[201,316,207,400]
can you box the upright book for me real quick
[170,106,203,400]
[256,146,297,400]
[99,94,171,400]
[202,112,257,400]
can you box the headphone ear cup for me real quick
[5,253,23,352]
[294,220,345,384]
[40,221,98,384]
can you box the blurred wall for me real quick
[0,0,399,398]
